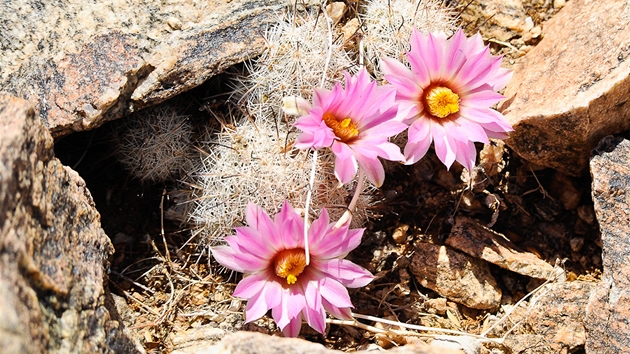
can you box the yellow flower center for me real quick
[424,86,460,119]
[322,112,359,143]
[274,249,307,285]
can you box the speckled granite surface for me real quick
[0,0,286,137]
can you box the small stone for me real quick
[554,0,566,9]
[392,224,409,244]
[340,18,360,45]
[410,242,501,310]
[424,298,448,315]
[446,217,555,280]
[577,204,596,225]
[569,237,585,252]
[549,171,582,210]
[325,2,346,24]
[166,17,182,30]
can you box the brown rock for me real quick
[410,243,501,310]
[549,171,582,210]
[585,137,630,352]
[0,94,140,353]
[1,0,284,138]
[447,217,554,280]
[525,281,595,352]
[499,0,630,176]
[196,331,463,354]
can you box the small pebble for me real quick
[166,17,182,30]
[392,224,409,244]
[569,237,585,252]
[577,204,596,225]
[554,0,566,9]
[325,2,346,24]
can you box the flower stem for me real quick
[334,168,364,228]
[303,149,318,265]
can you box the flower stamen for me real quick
[424,86,460,119]
[274,249,307,285]
[322,112,359,143]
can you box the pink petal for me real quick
[442,29,468,81]
[323,298,353,320]
[355,152,386,187]
[276,201,304,249]
[233,227,277,258]
[319,277,354,308]
[360,109,407,136]
[310,226,364,260]
[462,89,505,108]
[380,56,415,81]
[215,239,268,273]
[432,123,457,169]
[243,203,282,249]
[302,280,326,334]
[331,142,359,185]
[243,286,273,323]
[282,315,303,337]
[316,259,374,288]
[404,118,432,165]
[455,118,490,144]
[272,287,306,331]
[307,207,331,249]
[233,269,278,300]
[454,139,477,171]
[211,246,246,273]
[372,141,405,162]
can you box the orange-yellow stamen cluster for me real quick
[322,112,359,143]
[424,86,460,119]
[274,249,307,285]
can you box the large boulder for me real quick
[585,136,630,352]
[0,0,284,138]
[499,0,630,176]
[0,94,141,353]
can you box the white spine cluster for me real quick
[189,119,373,245]
[188,8,372,246]
[361,0,456,72]
[236,10,355,126]
[117,106,194,183]
[187,2,455,246]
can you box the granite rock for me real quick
[585,136,630,352]
[525,281,595,353]
[446,216,555,280]
[410,243,501,310]
[499,0,630,176]
[0,0,285,138]
[189,331,463,354]
[0,94,141,353]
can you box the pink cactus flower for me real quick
[380,28,513,171]
[211,201,373,337]
[293,68,407,187]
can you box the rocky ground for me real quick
[2,0,630,353]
